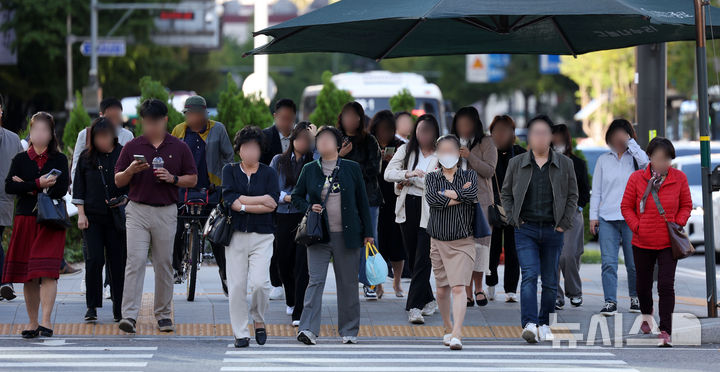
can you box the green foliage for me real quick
[62,91,91,155]
[389,88,416,113]
[64,216,84,263]
[309,71,353,127]
[215,73,273,137]
[137,76,184,132]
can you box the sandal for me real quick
[475,291,488,307]
[37,326,53,337]
[466,297,475,307]
[21,329,39,339]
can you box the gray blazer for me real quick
[500,149,578,231]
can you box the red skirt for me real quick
[2,215,66,283]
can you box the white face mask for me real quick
[554,144,566,154]
[438,154,460,169]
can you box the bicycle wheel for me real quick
[186,224,200,301]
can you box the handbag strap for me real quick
[649,188,670,224]
[492,171,502,206]
[96,159,112,202]
[319,159,341,208]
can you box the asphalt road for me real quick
[0,336,717,372]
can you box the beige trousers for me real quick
[121,201,177,321]
[226,231,274,339]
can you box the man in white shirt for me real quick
[71,98,134,183]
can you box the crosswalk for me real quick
[0,344,156,370]
[220,341,639,372]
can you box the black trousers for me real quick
[83,214,126,317]
[400,195,435,310]
[0,226,5,284]
[273,213,306,308]
[487,225,520,293]
[172,218,226,282]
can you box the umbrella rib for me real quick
[243,26,310,57]
[375,18,426,61]
[458,17,498,33]
[512,15,553,32]
[550,17,577,58]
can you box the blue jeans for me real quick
[598,218,637,303]
[515,223,564,327]
[360,206,380,287]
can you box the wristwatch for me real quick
[172,175,179,185]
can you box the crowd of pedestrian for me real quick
[0,93,692,349]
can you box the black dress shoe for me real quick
[234,337,250,348]
[255,328,267,345]
[84,308,97,321]
[37,326,53,337]
[21,329,39,339]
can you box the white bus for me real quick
[300,71,449,132]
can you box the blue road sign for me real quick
[80,40,126,57]
[540,54,561,74]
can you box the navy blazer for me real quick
[260,125,283,166]
[222,162,280,234]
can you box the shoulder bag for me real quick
[36,192,71,229]
[649,188,695,260]
[295,160,339,246]
[204,200,233,246]
[97,161,127,232]
[487,173,508,228]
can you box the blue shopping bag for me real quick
[364,242,388,286]
[474,203,492,238]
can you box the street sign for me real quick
[79,39,126,57]
[466,54,508,83]
[540,54,561,74]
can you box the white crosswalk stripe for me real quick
[220,342,639,372]
[0,343,157,370]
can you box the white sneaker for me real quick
[521,323,539,344]
[421,300,437,316]
[449,337,463,350]
[286,306,294,316]
[443,333,452,346]
[292,320,300,327]
[103,286,111,299]
[269,286,285,300]
[80,279,86,294]
[538,325,554,342]
[505,292,518,303]
[342,336,358,344]
[487,286,495,301]
[408,308,425,324]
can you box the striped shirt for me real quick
[425,168,478,241]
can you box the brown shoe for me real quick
[59,264,80,275]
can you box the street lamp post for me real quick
[693,0,718,318]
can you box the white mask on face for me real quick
[554,144,566,154]
[438,154,460,169]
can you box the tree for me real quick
[389,88,416,113]
[215,73,273,137]
[309,71,353,127]
[62,91,91,154]
[137,76,184,132]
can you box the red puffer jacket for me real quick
[621,165,692,250]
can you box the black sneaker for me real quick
[119,318,136,333]
[363,286,377,300]
[0,284,16,301]
[158,318,175,332]
[173,271,183,284]
[600,302,617,316]
[570,297,583,307]
[555,299,564,310]
[629,297,641,313]
[84,308,97,322]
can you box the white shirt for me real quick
[459,138,470,170]
[395,133,409,143]
[589,138,649,221]
[280,131,291,153]
[410,150,437,196]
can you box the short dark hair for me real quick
[274,98,297,114]
[233,126,265,153]
[489,114,516,132]
[368,110,396,138]
[526,114,554,132]
[551,123,573,156]
[436,134,461,149]
[394,111,412,121]
[605,118,637,145]
[0,94,4,109]
[646,137,676,159]
[139,99,168,119]
[100,98,122,113]
[315,125,343,148]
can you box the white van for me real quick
[300,71,448,131]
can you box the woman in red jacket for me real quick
[621,137,692,347]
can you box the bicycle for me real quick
[177,189,215,301]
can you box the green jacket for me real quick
[291,158,373,249]
[500,150,578,231]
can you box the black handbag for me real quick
[204,201,233,246]
[487,172,508,228]
[97,161,126,232]
[36,192,71,229]
[474,203,492,238]
[295,160,339,246]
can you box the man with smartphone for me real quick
[114,99,197,334]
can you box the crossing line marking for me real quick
[225,350,616,356]
[221,357,627,365]
[0,353,154,359]
[0,347,158,351]
[0,362,148,368]
[220,368,640,372]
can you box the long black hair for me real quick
[403,114,440,169]
[451,106,485,150]
[28,111,60,154]
[368,110,396,146]
[277,121,314,188]
[551,123,573,157]
[336,101,367,140]
[83,117,118,162]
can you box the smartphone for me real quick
[342,136,351,145]
[384,146,396,157]
[133,154,147,164]
[46,169,62,178]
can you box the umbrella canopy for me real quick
[245,0,720,59]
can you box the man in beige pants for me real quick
[114,99,198,333]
